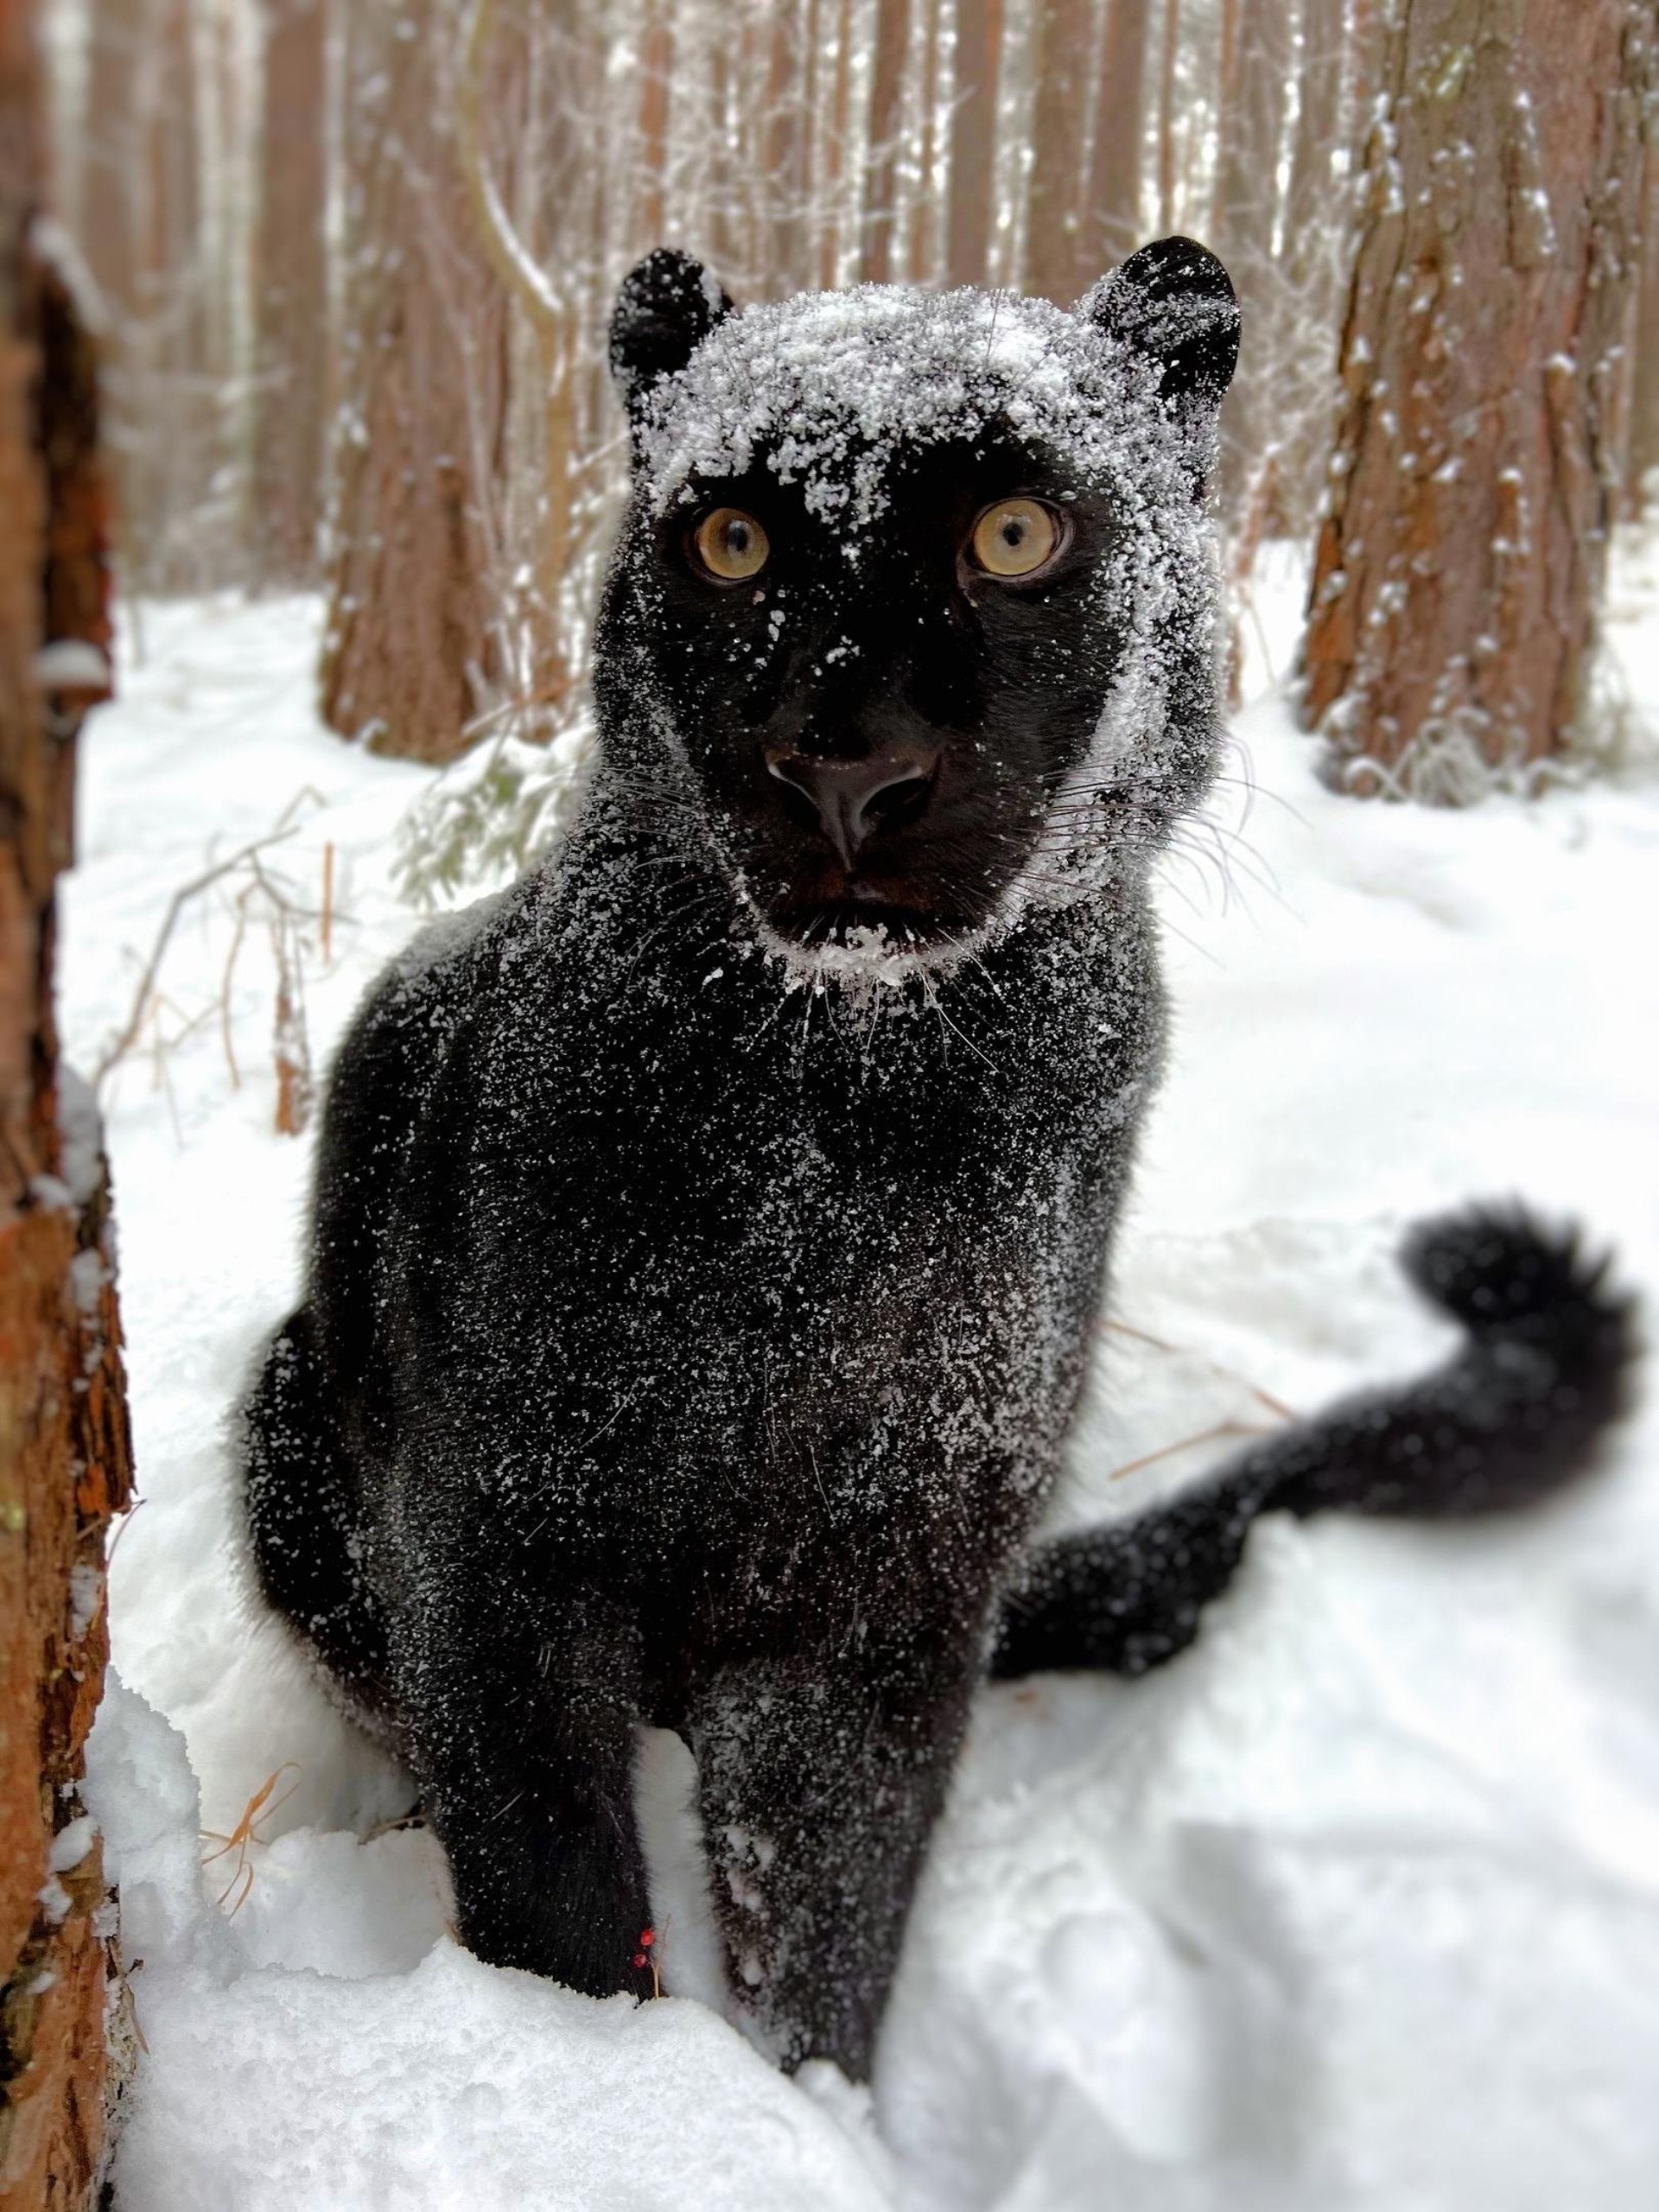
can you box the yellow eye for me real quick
[692,506,770,582]
[969,498,1061,579]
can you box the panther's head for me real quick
[595,240,1238,982]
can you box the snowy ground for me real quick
[60,551,1659,2210]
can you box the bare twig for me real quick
[92,828,299,1092]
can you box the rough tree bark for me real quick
[0,2,134,2202]
[1301,0,1656,798]
[319,6,510,766]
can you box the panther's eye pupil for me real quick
[970,497,1062,579]
[693,505,770,582]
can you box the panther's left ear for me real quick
[610,249,734,439]
[1081,237,1240,422]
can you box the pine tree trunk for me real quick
[1622,137,1659,515]
[319,8,509,766]
[0,3,134,2200]
[1024,0,1092,302]
[1211,0,1290,527]
[1301,0,1656,798]
[251,0,327,589]
[1087,0,1154,273]
[946,0,1002,287]
[860,0,912,283]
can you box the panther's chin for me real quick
[788,899,952,951]
[749,889,1011,989]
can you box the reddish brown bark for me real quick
[1622,137,1659,515]
[1301,0,1656,796]
[946,0,1002,287]
[1086,0,1154,276]
[860,0,912,283]
[252,0,327,588]
[0,3,132,2202]
[906,0,946,281]
[1024,0,1092,302]
[319,15,510,765]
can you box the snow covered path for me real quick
[60,573,1659,2209]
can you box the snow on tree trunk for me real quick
[0,3,135,2198]
[1301,0,1656,800]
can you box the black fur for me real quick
[240,245,1634,2081]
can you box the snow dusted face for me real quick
[601,244,1239,978]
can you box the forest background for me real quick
[45,0,1659,807]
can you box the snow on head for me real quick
[637,283,1179,531]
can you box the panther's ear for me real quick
[610,249,734,431]
[1082,236,1240,420]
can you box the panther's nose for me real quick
[766,748,938,869]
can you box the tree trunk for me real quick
[1024,0,1092,302]
[860,0,912,283]
[0,3,134,2201]
[1086,0,1154,276]
[1301,0,1656,798]
[251,0,327,589]
[319,7,510,766]
[946,0,1002,287]
[1211,0,1291,526]
[1156,0,1179,235]
[1622,135,1659,516]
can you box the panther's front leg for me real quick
[687,1616,985,2080]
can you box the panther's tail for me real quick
[991,1207,1637,1681]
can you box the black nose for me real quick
[766,749,938,868]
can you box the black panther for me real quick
[239,240,1633,2081]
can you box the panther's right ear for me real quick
[1081,237,1240,423]
[610,250,734,436]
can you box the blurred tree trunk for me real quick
[1156,0,1179,234]
[1025,0,1091,302]
[0,1,134,2200]
[252,0,327,588]
[320,7,510,765]
[907,0,945,280]
[860,0,911,282]
[946,0,1002,286]
[817,0,855,288]
[1269,0,1352,535]
[1301,0,1656,798]
[1211,0,1291,529]
[1087,0,1153,274]
[766,0,809,294]
[1622,137,1659,516]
